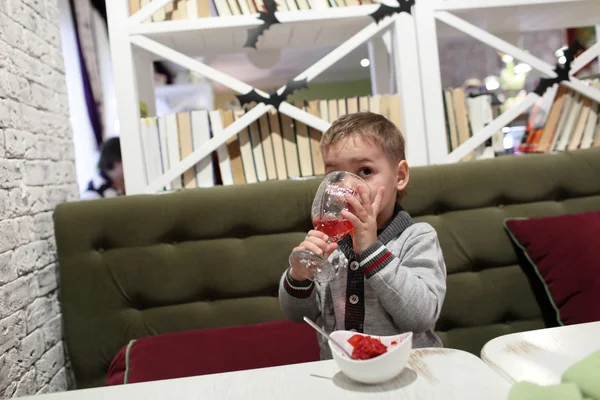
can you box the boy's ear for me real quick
[396,160,409,192]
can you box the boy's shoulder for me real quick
[389,221,438,248]
[404,221,437,236]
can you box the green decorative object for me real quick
[562,350,600,400]
[499,59,528,91]
[508,381,582,400]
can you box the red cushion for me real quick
[504,212,600,326]
[106,320,319,385]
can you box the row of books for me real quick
[139,93,404,189]
[441,78,600,159]
[442,87,504,161]
[129,0,377,21]
[518,79,600,153]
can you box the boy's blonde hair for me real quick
[320,112,407,201]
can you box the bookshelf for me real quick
[106,0,600,195]
[107,1,426,195]
[129,5,383,54]
[135,93,405,192]
[416,0,600,164]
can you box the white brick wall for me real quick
[0,0,79,397]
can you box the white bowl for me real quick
[328,330,413,384]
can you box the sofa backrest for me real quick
[403,147,600,354]
[53,147,600,389]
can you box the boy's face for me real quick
[322,136,409,229]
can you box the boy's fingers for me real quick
[308,230,329,242]
[323,242,338,258]
[357,184,373,215]
[346,194,367,222]
[290,266,313,281]
[341,209,361,228]
[372,187,385,216]
[305,236,330,251]
[301,241,325,256]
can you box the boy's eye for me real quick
[358,167,372,177]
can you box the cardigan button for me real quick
[349,294,359,304]
[350,261,359,271]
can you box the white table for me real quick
[21,348,510,399]
[481,321,600,385]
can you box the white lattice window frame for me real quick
[415,0,600,164]
[107,0,428,195]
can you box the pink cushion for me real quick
[106,319,319,385]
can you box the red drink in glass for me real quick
[288,171,368,283]
[313,217,354,243]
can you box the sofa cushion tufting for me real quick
[53,147,600,388]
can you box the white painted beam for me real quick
[106,1,147,195]
[436,11,557,78]
[392,13,428,167]
[414,1,448,164]
[596,25,600,73]
[368,36,391,95]
[128,5,379,35]
[130,35,269,97]
[563,78,600,104]
[570,41,600,74]
[288,15,396,85]
[279,103,331,132]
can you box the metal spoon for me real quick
[303,316,353,358]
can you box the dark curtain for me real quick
[68,0,103,148]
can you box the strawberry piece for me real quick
[347,335,387,360]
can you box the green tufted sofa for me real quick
[53,147,600,389]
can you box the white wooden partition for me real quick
[106,1,427,195]
[417,0,600,164]
[106,0,600,195]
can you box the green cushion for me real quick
[53,147,600,389]
[508,381,582,400]
[507,350,600,400]
[562,350,600,399]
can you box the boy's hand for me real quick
[289,230,338,281]
[341,185,385,255]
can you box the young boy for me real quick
[278,112,447,359]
